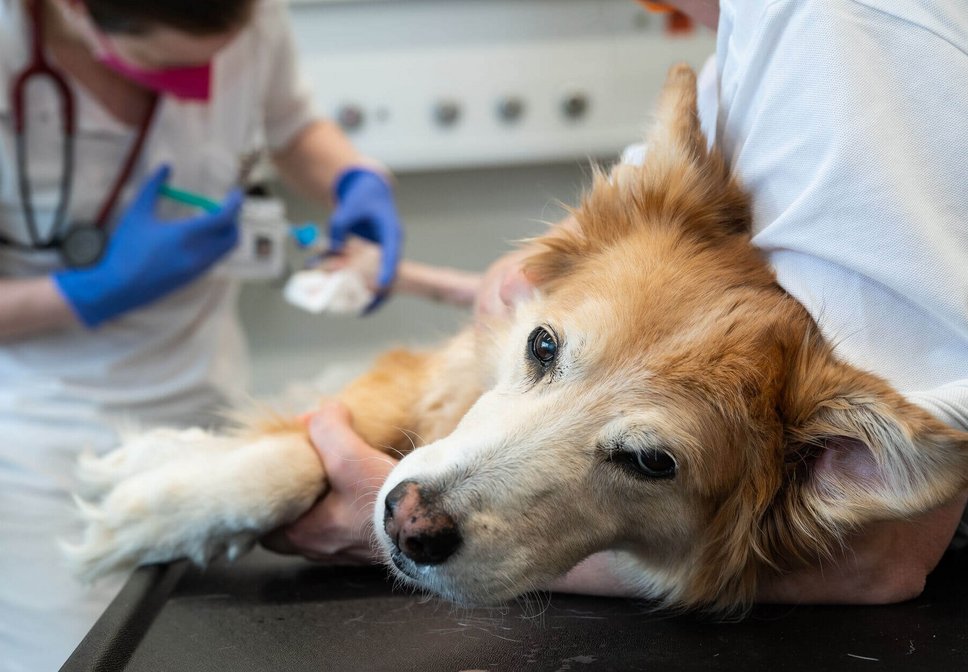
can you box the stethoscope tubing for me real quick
[11,0,76,249]
[7,0,158,265]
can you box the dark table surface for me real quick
[62,546,968,672]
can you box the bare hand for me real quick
[262,402,398,564]
[757,491,968,604]
[473,248,537,319]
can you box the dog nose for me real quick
[383,480,461,565]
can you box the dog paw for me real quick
[76,428,227,499]
[66,432,325,581]
[66,458,238,581]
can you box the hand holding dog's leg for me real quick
[263,402,398,564]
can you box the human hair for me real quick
[84,0,257,35]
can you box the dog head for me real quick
[374,64,968,611]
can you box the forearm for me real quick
[758,492,968,605]
[548,552,640,598]
[271,119,372,206]
[0,277,78,340]
[552,492,968,605]
[396,261,482,308]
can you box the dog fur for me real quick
[67,65,968,614]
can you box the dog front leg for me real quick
[66,429,323,582]
[335,347,442,454]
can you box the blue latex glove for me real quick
[328,168,403,311]
[54,165,242,328]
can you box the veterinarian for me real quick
[0,0,402,668]
[274,0,968,607]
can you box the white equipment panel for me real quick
[289,0,715,172]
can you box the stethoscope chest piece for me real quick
[8,0,159,271]
[60,225,107,268]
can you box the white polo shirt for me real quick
[629,0,968,430]
[0,0,316,487]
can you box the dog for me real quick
[68,65,968,613]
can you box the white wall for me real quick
[286,0,714,171]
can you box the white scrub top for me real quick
[0,0,316,488]
[628,0,968,430]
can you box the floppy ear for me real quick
[782,351,968,531]
[686,341,968,613]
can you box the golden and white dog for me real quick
[69,65,968,613]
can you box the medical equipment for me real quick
[7,0,158,268]
[193,167,402,307]
[228,196,291,281]
[159,185,222,214]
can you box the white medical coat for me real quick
[0,1,315,669]
[0,0,316,484]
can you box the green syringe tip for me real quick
[159,184,222,214]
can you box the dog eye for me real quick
[527,327,558,367]
[613,449,677,480]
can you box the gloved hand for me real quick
[54,165,242,328]
[328,168,403,311]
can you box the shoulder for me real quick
[840,0,968,52]
[717,0,967,159]
[213,0,297,87]
[246,0,295,44]
[732,0,968,52]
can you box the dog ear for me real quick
[641,62,710,174]
[687,340,968,613]
[780,351,968,534]
[528,64,751,291]
[629,62,751,239]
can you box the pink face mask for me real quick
[95,35,212,102]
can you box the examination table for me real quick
[62,546,968,671]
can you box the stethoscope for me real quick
[5,0,157,267]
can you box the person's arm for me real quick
[260,0,366,197]
[271,119,369,206]
[474,215,580,319]
[757,494,968,605]
[0,277,78,341]
[262,24,404,302]
[259,3,401,298]
[551,493,968,604]
[715,1,968,605]
[759,383,968,603]
[548,553,640,598]
[553,495,968,605]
